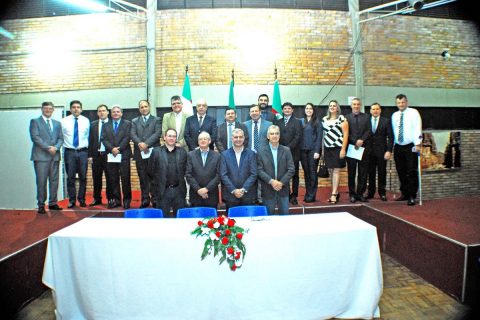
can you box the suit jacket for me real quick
[130,115,161,161]
[185,149,220,195]
[275,116,302,151]
[148,145,187,197]
[366,116,394,158]
[345,112,372,147]
[215,121,249,153]
[184,113,217,151]
[220,148,257,203]
[88,119,107,157]
[247,108,277,123]
[162,111,188,149]
[257,144,295,198]
[300,118,322,152]
[243,119,272,152]
[101,119,132,159]
[30,116,63,161]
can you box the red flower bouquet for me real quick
[191,215,247,271]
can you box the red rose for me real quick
[227,247,234,255]
[235,251,241,260]
[218,216,225,225]
[215,231,221,238]
[207,220,214,228]
[221,237,229,245]
[197,221,203,226]
[228,219,235,227]
[225,229,231,236]
[236,233,243,240]
[231,264,237,271]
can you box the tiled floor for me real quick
[15,253,475,320]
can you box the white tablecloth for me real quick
[43,212,382,320]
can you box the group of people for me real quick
[29,93,422,216]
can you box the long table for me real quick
[42,212,382,319]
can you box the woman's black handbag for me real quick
[317,158,329,178]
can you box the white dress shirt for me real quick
[174,112,183,136]
[98,118,108,151]
[62,114,90,149]
[391,107,422,146]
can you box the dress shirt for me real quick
[198,114,205,126]
[269,143,279,179]
[371,116,378,133]
[227,122,235,148]
[62,114,90,149]
[284,116,291,125]
[98,118,108,151]
[392,107,422,146]
[201,149,208,166]
[143,114,150,123]
[234,147,244,167]
[42,115,53,132]
[174,112,183,136]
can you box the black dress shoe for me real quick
[108,200,120,209]
[407,198,416,206]
[357,196,369,203]
[38,206,46,214]
[68,202,76,208]
[290,198,298,205]
[380,195,387,201]
[89,200,102,206]
[395,195,407,201]
[350,196,357,203]
[123,200,131,209]
[79,201,87,208]
[304,198,316,203]
[49,204,63,210]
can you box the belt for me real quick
[65,147,88,152]
[166,184,179,189]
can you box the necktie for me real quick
[114,121,119,134]
[372,117,377,134]
[143,116,147,124]
[398,112,404,143]
[202,151,207,166]
[284,117,288,126]
[46,119,52,133]
[199,116,203,127]
[73,117,79,148]
[99,120,105,143]
[227,123,233,149]
[253,121,259,151]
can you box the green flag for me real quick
[228,79,235,109]
[272,79,282,118]
[181,71,193,116]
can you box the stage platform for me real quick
[1,191,479,316]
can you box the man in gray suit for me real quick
[29,102,64,214]
[257,125,295,215]
[131,99,162,208]
[185,131,221,208]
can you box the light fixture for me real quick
[61,0,108,12]
[408,0,424,10]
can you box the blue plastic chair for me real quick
[228,205,268,218]
[124,208,164,218]
[176,207,217,219]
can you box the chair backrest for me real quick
[176,207,217,219]
[228,205,268,218]
[124,209,164,218]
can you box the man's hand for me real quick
[197,188,209,199]
[112,147,120,156]
[270,179,283,192]
[233,189,245,199]
[384,151,392,160]
[355,139,364,149]
[47,146,57,156]
[138,142,148,152]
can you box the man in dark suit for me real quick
[29,102,64,214]
[345,98,372,203]
[216,108,249,153]
[244,104,272,153]
[185,131,221,208]
[366,103,393,201]
[131,100,161,208]
[87,104,111,206]
[257,125,295,215]
[184,98,217,151]
[148,128,188,217]
[220,128,257,211]
[101,105,132,209]
[275,102,302,205]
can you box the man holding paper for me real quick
[102,105,132,209]
[345,98,371,203]
[131,100,161,208]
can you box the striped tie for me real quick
[398,112,404,143]
[253,121,259,151]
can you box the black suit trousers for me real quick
[367,153,387,196]
[290,148,300,197]
[300,149,319,199]
[346,156,369,196]
[107,159,131,203]
[91,152,111,201]
[394,143,418,199]
[136,158,154,203]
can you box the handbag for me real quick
[317,139,329,178]
[318,157,329,178]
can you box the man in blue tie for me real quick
[215,108,249,153]
[392,94,423,206]
[62,100,90,208]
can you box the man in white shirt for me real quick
[62,100,90,208]
[391,94,423,206]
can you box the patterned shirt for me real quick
[322,115,345,148]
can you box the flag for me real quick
[181,70,194,116]
[272,79,283,119]
[228,78,235,109]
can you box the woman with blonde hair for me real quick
[321,100,349,204]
